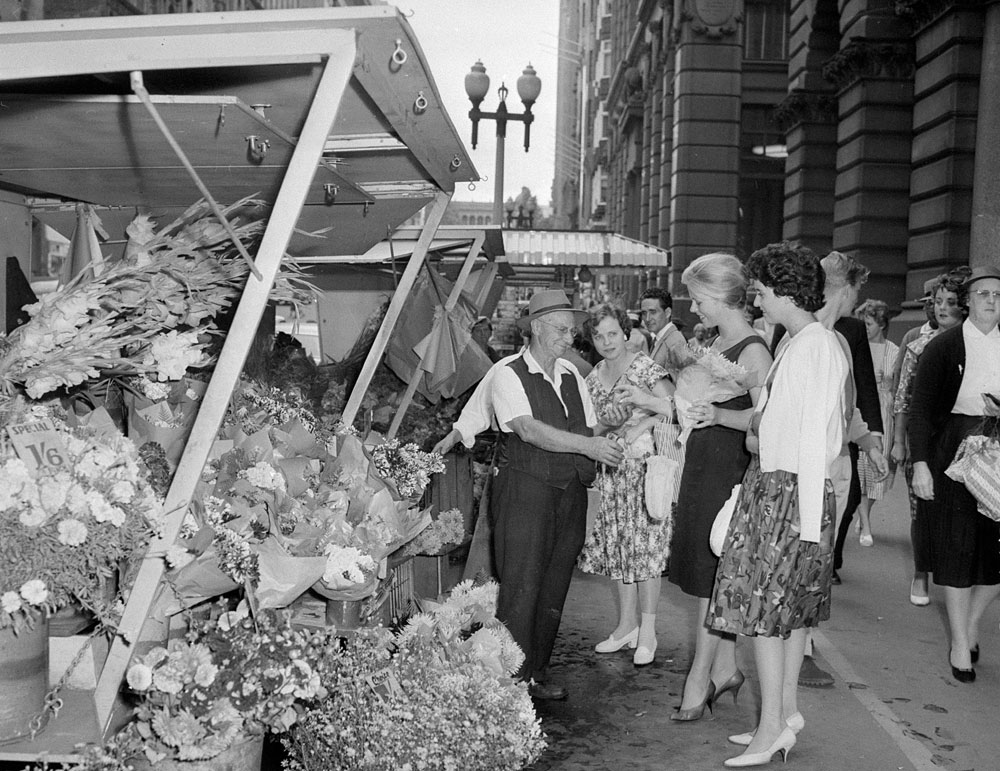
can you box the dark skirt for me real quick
[708,458,836,639]
[669,423,753,598]
[920,414,1000,588]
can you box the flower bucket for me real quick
[0,617,49,742]
[325,598,364,631]
[130,733,264,771]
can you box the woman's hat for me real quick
[516,289,589,330]
[965,264,1000,289]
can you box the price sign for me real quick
[6,418,69,476]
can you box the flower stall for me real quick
[0,8,544,770]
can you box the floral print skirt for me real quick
[577,457,671,584]
[707,458,836,639]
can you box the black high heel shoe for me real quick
[712,669,746,706]
[971,644,980,664]
[669,681,716,722]
[949,649,975,683]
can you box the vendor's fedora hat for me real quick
[965,264,1000,289]
[516,289,589,330]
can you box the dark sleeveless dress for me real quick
[668,335,766,598]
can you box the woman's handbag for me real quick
[644,455,680,521]
[709,484,742,557]
[946,433,1000,521]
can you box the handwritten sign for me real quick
[6,419,69,476]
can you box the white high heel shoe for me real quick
[724,726,796,767]
[728,713,804,746]
[594,627,638,653]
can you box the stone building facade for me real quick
[553,0,998,306]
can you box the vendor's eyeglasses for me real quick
[538,319,580,337]
[972,289,1000,301]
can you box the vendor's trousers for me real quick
[491,466,587,682]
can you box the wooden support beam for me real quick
[341,190,452,430]
[93,35,356,730]
[385,230,485,440]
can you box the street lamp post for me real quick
[464,61,541,227]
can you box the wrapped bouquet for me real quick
[669,344,758,443]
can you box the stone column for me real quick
[826,40,915,306]
[970,1,1000,268]
[669,0,742,289]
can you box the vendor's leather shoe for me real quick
[529,681,568,700]
[831,570,842,585]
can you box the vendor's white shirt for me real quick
[756,322,848,543]
[492,348,598,432]
[452,351,523,447]
[954,319,1000,415]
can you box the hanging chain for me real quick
[0,625,101,746]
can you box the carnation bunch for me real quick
[368,439,445,500]
[0,416,161,632]
[121,602,329,765]
[284,581,544,771]
[403,507,466,556]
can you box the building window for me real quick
[743,0,787,61]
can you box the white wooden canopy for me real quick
[0,7,476,761]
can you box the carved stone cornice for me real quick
[772,89,839,131]
[821,39,916,90]
[672,0,742,42]
[894,0,985,31]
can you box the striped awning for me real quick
[501,229,669,267]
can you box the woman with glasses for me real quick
[909,265,1000,683]
[576,304,674,666]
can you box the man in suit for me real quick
[640,287,687,378]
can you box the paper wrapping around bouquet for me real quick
[124,393,198,469]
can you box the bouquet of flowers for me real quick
[0,406,161,633]
[284,580,545,771]
[0,197,312,400]
[118,601,329,765]
[403,507,466,556]
[368,438,446,500]
[122,374,209,470]
[668,344,758,443]
[166,426,432,611]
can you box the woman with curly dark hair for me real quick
[708,242,849,767]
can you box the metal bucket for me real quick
[0,617,49,742]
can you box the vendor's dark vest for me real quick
[497,356,596,488]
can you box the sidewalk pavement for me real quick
[528,475,1000,771]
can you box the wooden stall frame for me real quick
[0,10,476,758]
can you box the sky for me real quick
[396,0,561,207]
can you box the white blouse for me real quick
[954,320,1000,416]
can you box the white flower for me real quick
[18,507,48,527]
[142,330,206,381]
[322,544,376,585]
[0,458,33,508]
[109,480,135,504]
[164,544,195,570]
[240,461,286,493]
[39,475,72,512]
[57,518,89,546]
[126,663,154,691]
[1,591,22,614]
[65,483,89,516]
[19,580,49,606]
